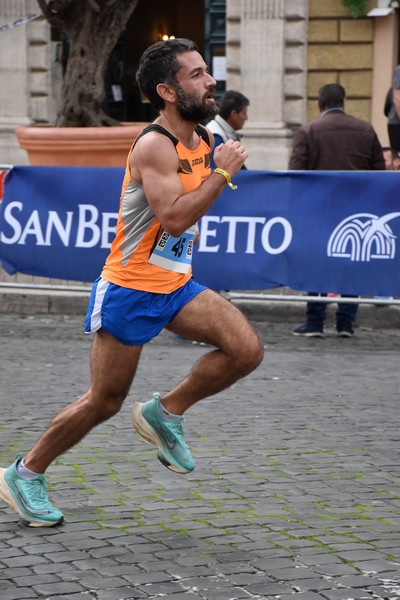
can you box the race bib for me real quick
[148,225,195,273]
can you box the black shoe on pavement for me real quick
[337,323,354,338]
[293,323,324,338]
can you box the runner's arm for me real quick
[131,133,247,237]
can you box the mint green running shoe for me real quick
[0,455,64,527]
[132,393,195,474]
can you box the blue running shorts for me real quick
[85,277,207,345]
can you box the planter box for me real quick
[15,123,149,167]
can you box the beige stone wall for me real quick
[307,0,375,122]
[0,0,31,165]
[0,1,61,166]
[225,0,388,167]
[226,0,308,170]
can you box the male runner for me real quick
[0,38,264,527]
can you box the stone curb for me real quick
[1,288,399,328]
[233,298,400,328]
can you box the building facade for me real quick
[0,0,398,170]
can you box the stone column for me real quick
[0,0,30,164]
[226,0,308,170]
[0,0,59,165]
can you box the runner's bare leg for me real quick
[23,330,143,473]
[164,289,264,414]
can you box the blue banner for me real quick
[0,166,122,281]
[0,166,400,296]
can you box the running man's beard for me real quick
[175,87,218,122]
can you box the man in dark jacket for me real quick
[290,83,385,337]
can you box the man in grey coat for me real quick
[289,83,385,338]
[207,90,249,169]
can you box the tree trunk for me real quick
[38,0,140,126]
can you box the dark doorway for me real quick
[104,0,206,122]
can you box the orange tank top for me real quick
[101,124,211,293]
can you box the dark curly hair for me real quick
[136,38,199,112]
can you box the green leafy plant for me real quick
[341,0,368,18]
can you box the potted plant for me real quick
[16,0,149,166]
[341,0,369,17]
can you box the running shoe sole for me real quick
[131,402,189,474]
[293,331,324,338]
[0,468,63,527]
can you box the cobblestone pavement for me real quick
[0,313,399,600]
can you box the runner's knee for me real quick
[87,390,127,422]
[233,333,264,375]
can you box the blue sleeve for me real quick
[210,134,224,170]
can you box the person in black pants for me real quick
[289,83,385,338]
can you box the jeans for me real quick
[306,293,358,328]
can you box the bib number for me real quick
[148,227,195,273]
